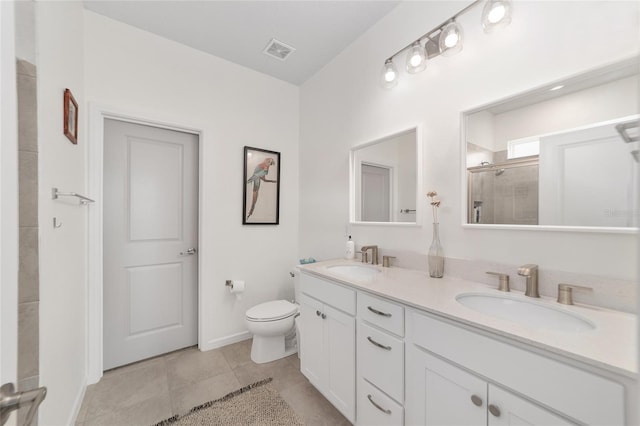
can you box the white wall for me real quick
[493,76,639,150]
[83,11,300,354]
[35,1,87,425]
[300,1,639,280]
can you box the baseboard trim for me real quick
[66,376,88,426]
[200,331,252,352]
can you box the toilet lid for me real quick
[246,300,297,321]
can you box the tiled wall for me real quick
[17,59,40,425]
[467,144,539,225]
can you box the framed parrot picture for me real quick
[243,146,281,225]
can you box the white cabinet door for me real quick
[488,385,575,426]
[299,293,356,423]
[325,303,356,422]
[423,350,487,426]
[299,294,325,388]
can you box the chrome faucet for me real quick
[360,245,379,265]
[517,264,539,298]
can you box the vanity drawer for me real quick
[358,321,404,403]
[358,292,404,336]
[300,273,355,315]
[357,378,404,426]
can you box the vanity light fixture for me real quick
[439,20,464,56]
[481,0,513,33]
[381,58,399,88]
[380,0,512,89]
[406,41,427,73]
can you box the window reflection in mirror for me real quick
[464,58,639,229]
[351,128,418,224]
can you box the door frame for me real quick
[87,104,204,384]
[1,0,19,387]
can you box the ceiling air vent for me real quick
[263,38,296,61]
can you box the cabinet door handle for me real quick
[367,394,391,415]
[367,306,392,317]
[488,404,501,417]
[367,336,392,351]
[470,394,483,407]
[316,310,321,317]
[321,313,326,319]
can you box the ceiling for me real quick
[83,1,400,85]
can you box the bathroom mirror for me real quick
[463,58,639,230]
[350,127,420,225]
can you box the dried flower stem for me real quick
[427,191,441,224]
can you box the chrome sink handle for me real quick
[486,271,510,292]
[557,283,593,305]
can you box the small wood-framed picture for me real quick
[63,88,78,144]
[243,146,281,225]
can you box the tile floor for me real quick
[75,339,350,426]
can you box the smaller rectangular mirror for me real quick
[350,128,419,225]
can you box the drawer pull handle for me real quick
[470,394,483,407]
[488,404,501,417]
[367,336,392,351]
[367,394,391,415]
[367,306,392,317]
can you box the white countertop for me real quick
[298,259,638,378]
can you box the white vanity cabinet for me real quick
[356,292,405,425]
[406,310,626,426]
[411,347,574,425]
[298,272,356,422]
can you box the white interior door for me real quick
[103,119,198,370]
[361,163,391,222]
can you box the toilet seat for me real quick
[246,300,297,322]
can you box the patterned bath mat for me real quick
[153,378,304,426]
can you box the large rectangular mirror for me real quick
[463,58,639,231]
[350,127,420,225]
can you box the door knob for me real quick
[180,247,197,255]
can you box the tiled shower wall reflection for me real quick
[17,59,40,425]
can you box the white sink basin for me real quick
[456,292,595,332]
[326,264,380,278]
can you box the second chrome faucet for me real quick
[517,264,539,298]
[360,245,379,265]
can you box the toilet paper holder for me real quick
[225,280,234,289]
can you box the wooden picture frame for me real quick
[63,88,78,144]
[243,146,280,225]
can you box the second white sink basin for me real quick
[326,264,380,279]
[456,292,595,332]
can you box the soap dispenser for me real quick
[345,236,355,260]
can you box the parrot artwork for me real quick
[246,157,276,219]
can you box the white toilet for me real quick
[245,299,298,363]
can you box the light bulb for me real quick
[482,0,512,34]
[439,21,463,57]
[380,59,398,89]
[444,33,459,48]
[385,69,396,82]
[410,54,422,67]
[488,4,505,23]
[405,41,427,74]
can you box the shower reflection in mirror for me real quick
[464,58,639,229]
